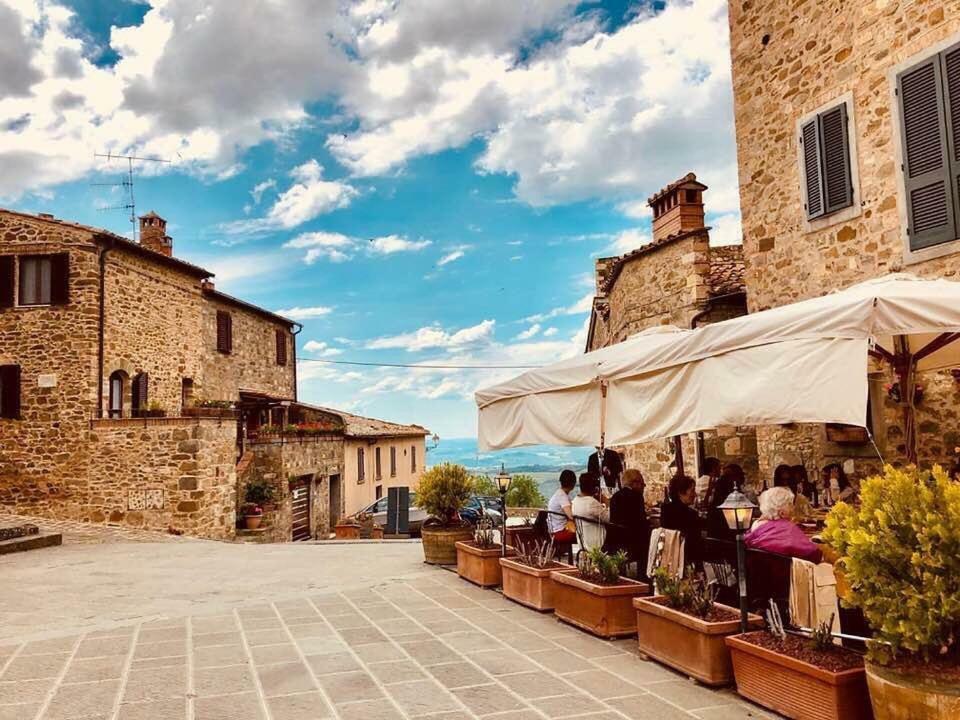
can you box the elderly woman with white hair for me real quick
[744,486,822,563]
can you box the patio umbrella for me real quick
[477,274,960,461]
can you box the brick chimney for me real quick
[647,172,707,243]
[139,211,173,256]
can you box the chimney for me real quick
[647,172,707,243]
[139,211,173,257]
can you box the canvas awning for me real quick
[476,274,960,454]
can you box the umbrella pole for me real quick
[673,436,684,477]
[894,336,917,465]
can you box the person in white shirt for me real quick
[571,472,609,551]
[696,457,721,508]
[547,470,577,543]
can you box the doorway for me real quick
[329,474,342,530]
[290,476,312,542]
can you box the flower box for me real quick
[634,597,763,686]
[456,542,514,587]
[334,523,361,540]
[551,570,650,638]
[726,633,872,720]
[500,557,575,611]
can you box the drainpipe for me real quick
[291,322,303,402]
[96,237,115,419]
[690,299,714,471]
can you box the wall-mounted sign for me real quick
[37,374,57,388]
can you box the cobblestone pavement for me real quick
[0,565,779,720]
[0,513,194,545]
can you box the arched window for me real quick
[108,371,126,418]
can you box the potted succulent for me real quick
[726,603,871,720]
[822,465,960,720]
[241,503,264,530]
[456,518,514,587]
[418,463,475,565]
[635,566,764,685]
[551,547,650,638]
[500,538,575,611]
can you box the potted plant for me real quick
[140,400,166,418]
[822,465,960,719]
[418,463,475,564]
[635,566,763,685]
[726,603,871,720]
[244,477,276,515]
[334,519,361,539]
[456,518,514,587]
[185,399,236,418]
[551,547,650,638]
[500,539,575,611]
[241,503,264,530]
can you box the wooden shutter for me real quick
[132,373,148,416]
[375,447,381,478]
[821,104,853,214]
[0,257,13,309]
[801,117,824,219]
[390,447,396,477]
[50,253,69,305]
[941,42,960,237]
[276,329,287,366]
[358,448,365,482]
[0,365,21,419]
[217,311,232,353]
[898,56,956,249]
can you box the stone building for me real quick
[0,208,427,541]
[728,0,960,481]
[586,173,753,495]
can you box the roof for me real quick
[647,172,708,205]
[140,210,163,220]
[709,245,746,297]
[0,208,213,279]
[598,226,711,294]
[203,286,297,327]
[311,406,430,439]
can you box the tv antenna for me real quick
[92,151,171,241]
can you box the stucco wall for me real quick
[343,437,425,518]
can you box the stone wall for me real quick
[729,0,960,475]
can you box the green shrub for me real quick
[822,464,960,664]
[418,463,473,526]
[244,477,275,506]
[578,547,628,585]
[471,474,498,496]
[507,474,546,507]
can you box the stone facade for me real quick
[728,0,960,480]
[586,174,752,498]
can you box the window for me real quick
[390,447,397,477]
[357,447,365,483]
[897,43,960,251]
[216,311,233,354]
[375,447,382,479]
[181,378,194,409]
[799,103,854,220]
[275,328,287,366]
[411,445,417,472]
[131,373,148,417]
[16,254,69,307]
[108,370,126,418]
[376,485,383,501]
[0,365,21,419]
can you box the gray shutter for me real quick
[821,104,853,213]
[801,118,824,219]
[898,56,956,249]
[941,42,960,235]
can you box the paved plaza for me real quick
[0,518,777,720]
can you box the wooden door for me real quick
[291,477,311,542]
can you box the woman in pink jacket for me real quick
[745,486,822,563]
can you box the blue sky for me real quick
[1,0,740,438]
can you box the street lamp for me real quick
[718,489,757,632]
[495,463,512,558]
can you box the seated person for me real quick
[603,468,650,570]
[791,464,815,518]
[745,487,822,563]
[572,472,608,550]
[705,464,741,540]
[660,473,703,566]
[822,463,857,505]
[588,448,623,500]
[696,457,721,508]
[547,469,577,544]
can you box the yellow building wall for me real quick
[342,436,425,518]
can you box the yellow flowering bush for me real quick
[822,465,960,664]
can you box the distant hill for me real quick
[426,437,591,474]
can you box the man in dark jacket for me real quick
[602,468,650,578]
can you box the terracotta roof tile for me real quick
[708,245,745,297]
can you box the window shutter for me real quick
[0,257,13,309]
[941,42,960,235]
[898,56,956,249]
[0,365,21,419]
[821,104,853,214]
[801,118,824,219]
[276,329,287,366]
[50,253,69,305]
[132,373,148,415]
[217,311,233,353]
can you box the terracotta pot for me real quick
[421,525,474,565]
[726,634,872,720]
[334,523,361,539]
[455,542,514,587]
[244,514,263,530]
[551,570,650,639]
[866,661,960,720]
[372,526,384,540]
[500,558,575,611]
[634,597,764,686]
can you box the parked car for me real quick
[461,496,503,526]
[356,493,428,536]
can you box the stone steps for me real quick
[0,531,62,555]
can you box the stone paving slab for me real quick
[0,566,783,720]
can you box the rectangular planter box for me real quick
[456,542,514,587]
[551,570,650,638]
[726,635,872,720]
[500,558,575,611]
[504,526,538,553]
[634,597,764,686]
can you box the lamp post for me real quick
[495,464,512,558]
[718,489,757,633]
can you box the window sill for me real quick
[903,236,960,266]
[802,203,862,234]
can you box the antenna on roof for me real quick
[92,151,171,241]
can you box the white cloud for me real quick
[509,255,523,261]
[284,231,355,263]
[542,327,558,337]
[708,212,742,247]
[437,250,465,266]
[303,340,344,356]
[276,306,334,320]
[367,319,495,352]
[617,199,652,219]
[368,234,432,255]
[523,292,593,323]
[515,323,541,340]
[609,228,652,255]
[250,178,276,204]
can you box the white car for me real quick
[356,494,428,536]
